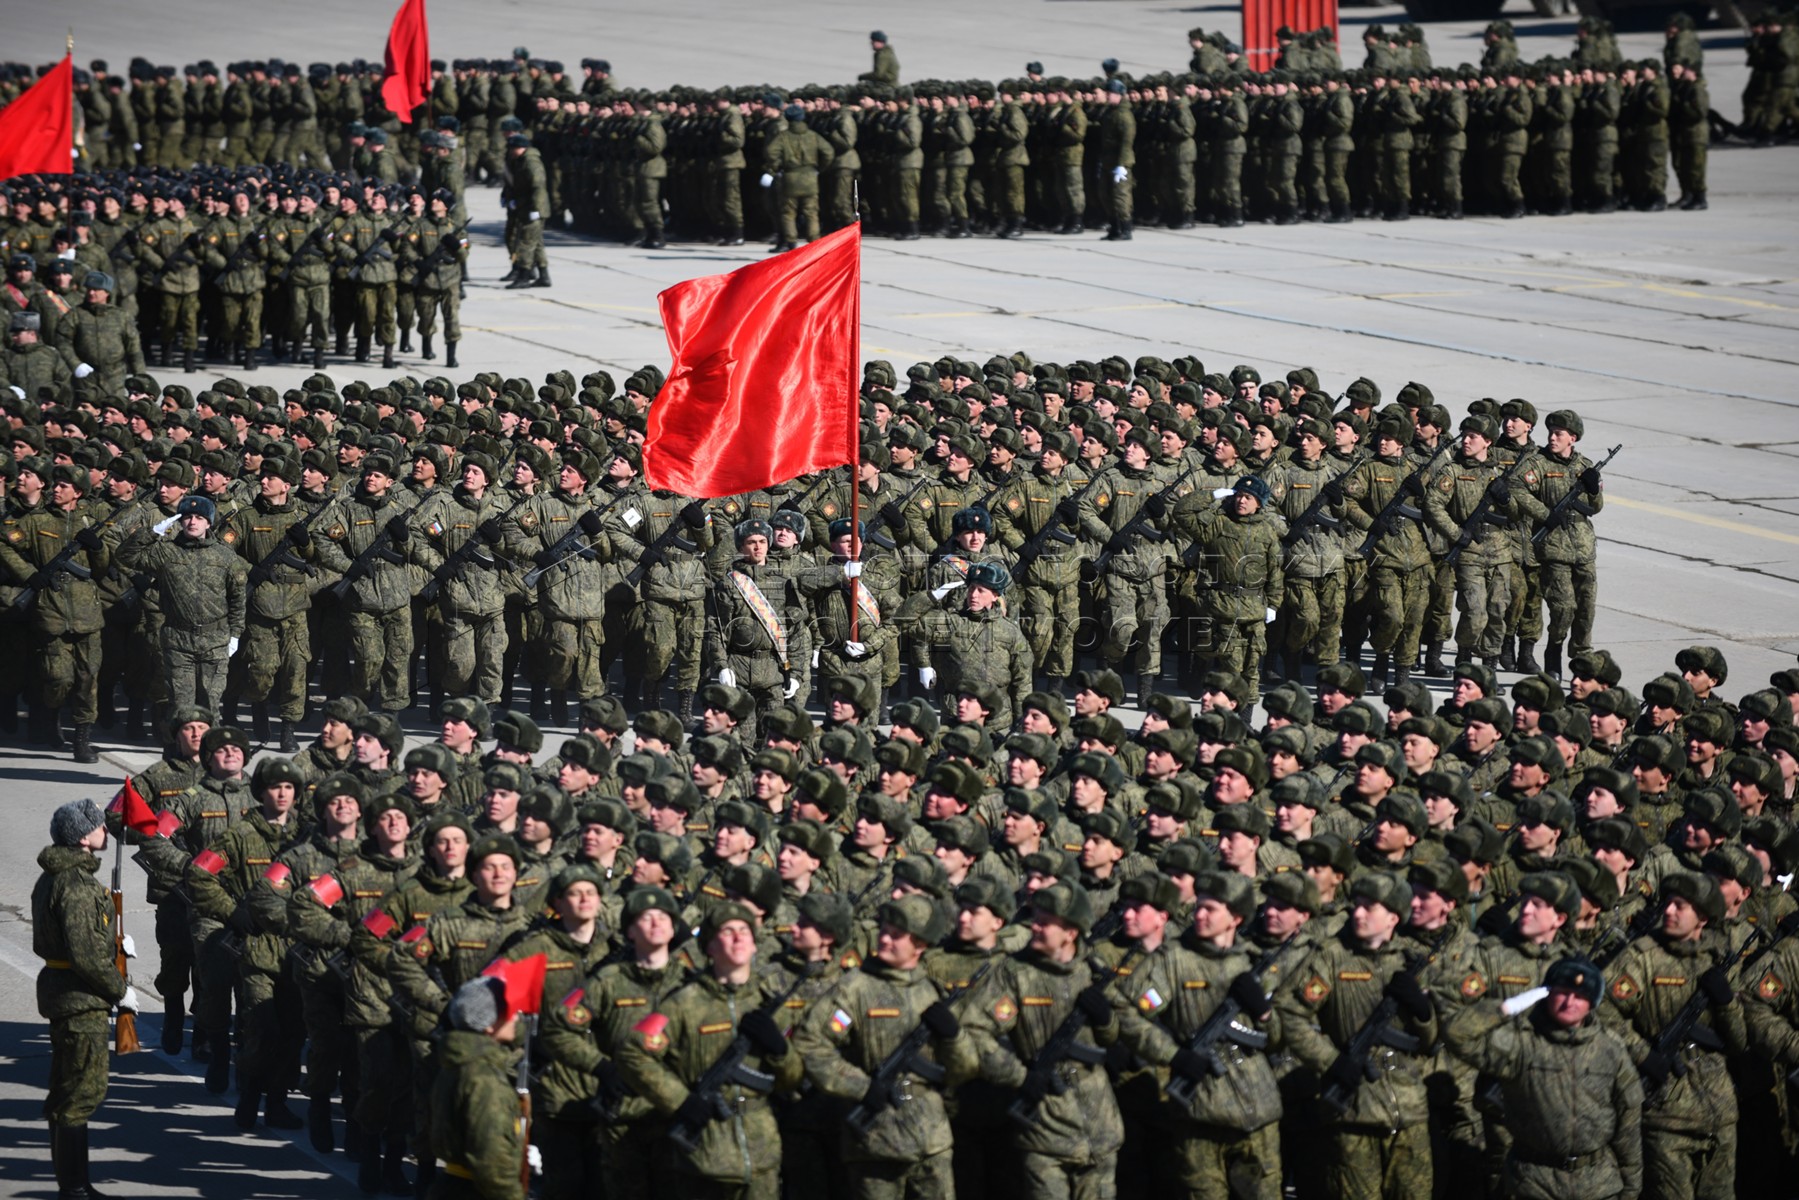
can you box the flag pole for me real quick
[847,210,862,644]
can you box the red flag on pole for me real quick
[380,0,431,124]
[482,952,549,1021]
[0,54,73,180]
[107,777,160,837]
[644,224,861,498]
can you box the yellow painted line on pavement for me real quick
[1638,284,1798,312]
[1609,495,1799,545]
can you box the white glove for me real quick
[842,561,863,579]
[527,1145,543,1175]
[133,142,142,151]
[153,515,180,537]
[1265,607,1278,625]
[918,666,937,689]
[811,650,820,669]
[1112,166,1128,183]
[118,986,140,1013]
[717,668,737,688]
[760,173,775,188]
[528,211,541,221]
[783,678,802,699]
[228,637,240,658]
[1501,986,1550,1017]
[844,640,867,659]
[120,934,137,958]
[75,363,95,379]
[8,385,24,399]
[930,581,963,602]
[1212,488,1234,500]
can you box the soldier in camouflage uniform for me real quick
[35,799,134,1198]
[311,454,420,713]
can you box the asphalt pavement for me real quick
[3,0,1798,1193]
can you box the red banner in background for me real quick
[1243,0,1340,73]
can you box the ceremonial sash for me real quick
[849,579,881,628]
[730,570,788,665]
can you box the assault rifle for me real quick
[409,220,471,291]
[1642,928,1763,1108]
[1012,473,1105,572]
[1165,938,1302,1103]
[1007,944,1145,1129]
[1444,451,1532,568]
[860,477,930,552]
[667,967,815,1153]
[12,498,143,612]
[1088,466,1197,577]
[1531,444,1621,544]
[623,501,706,588]
[1284,450,1369,542]
[111,838,140,1054]
[846,958,998,1133]
[1317,926,1454,1117]
[268,222,330,285]
[327,517,409,602]
[245,506,326,588]
[418,495,529,603]
[521,492,632,589]
[1354,442,1449,559]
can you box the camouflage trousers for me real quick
[353,282,397,347]
[1366,563,1430,665]
[1424,561,1455,647]
[352,1024,411,1136]
[893,168,922,223]
[44,1010,110,1125]
[640,598,705,694]
[160,632,229,717]
[1452,559,1512,659]
[414,287,460,342]
[190,920,236,1064]
[239,970,304,1094]
[543,615,606,698]
[710,166,745,235]
[1504,560,1544,643]
[154,898,194,1002]
[1280,572,1346,666]
[823,169,858,231]
[299,977,354,1103]
[848,1148,956,1200]
[1643,1124,1735,1200]
[1055,162,1086,227]
[1020,1148,1117,1200]
[1541,558,1598,658]
[39,628,101,724]
[1020,578,1081,677]
[239,611,310,722]
[1097,171,1134,225]
[347,606,414,712]
[997,163,1028,221]
[158,290,200,351]
[1173,1121,1282,1200]
[1101,571,1169,675]
[535,1112,607,1200]
[1328,1123,1432,1200]
[440,609,507,704]
[1211,615,1268,705]
[675,1168,780,1200]
[218,291,263,349]
[286,282,331,349]
[515,216,547,269]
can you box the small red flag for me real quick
[482,952,549,1021]
[0,54,73,180]
[644,224,861,498]
[109,778,160,837]
[361,909,398,939]
[307,874,345,908]
[380,0,431,124]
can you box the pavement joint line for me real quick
[1607,495,1799,545]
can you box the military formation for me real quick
[13,323,1799,1200]
[3,13,1791,269]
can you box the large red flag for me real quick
[380,0,430,124]
[0,54,73,180]
[107,777,160,837]
[644,225,861,498]
[483,952,549,1021]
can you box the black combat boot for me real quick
[1498,636,1517,672]
[506,267,536,288]
[251,703,271,741]
[278,721,299,754]
[550,689,568,726]
[311,344,324,369]
[1136,673,1155,707]
[72,723,99,764]
[643,229,665,250]
[308,1093,334,1153]
[1686,190,1707,211]
[1544,642,1563,682]
[444,341,457,369]
[1370,654,1390,690]
[234,1088,262,1131]
[161,994,185,1054]
[398,329,412,354]
[1393,661,1411,687]
[1515,639,1540,674]
[420,334,434,360]
[381,343,395,370]
[243,347,257,372]
[264,1090,305,1130]
[382,1132,411,1194]
[723,227,744,246]
[159,344,172,368]
[183,347,196,374]
[359,1144,384,1195]
[354,337,370,363]
[204,1043,231,1092]
[53,1121,110,1199]
[412,1155,436,1200]
[1423,642,1446,676]
[336,328,350,356]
